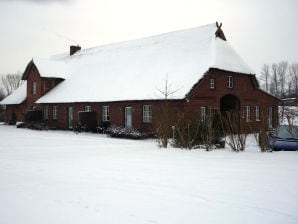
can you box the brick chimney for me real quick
[70,45,81,56]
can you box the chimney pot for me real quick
[70,45,81,56]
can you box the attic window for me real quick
[209,79,215,89]
[227,76,233,89]
[32,82,36,95]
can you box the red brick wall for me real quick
[42,100,183,132]
[184,69,280,130]
[5,104,26,123]
[25,65,62,111]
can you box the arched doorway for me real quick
[220,94,240,113]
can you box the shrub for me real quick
[221,111,247,152]
[97,121,111,133]
[172,111,225,150]
[250,113,272,152]
[173,114,201,149]
[105,125,153,139]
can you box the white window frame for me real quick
[227,76,233,89]
[85,106,92,112]
[246,106,251,122]
[44,106,48,120]
[255,106,260,121]
[32,82,36,95]
[200,106,206,122]
[143,105,152,123]
[209,79,215,89]
[53,106,58,120]
[102,106,109,121]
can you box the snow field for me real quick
[0,125,297,224]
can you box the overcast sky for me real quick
[0,0,297,77]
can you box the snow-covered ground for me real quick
[0,125,297,224]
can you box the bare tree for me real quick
[271,63,279,97]
[174,113,201,149]
[260,61,298,98]
[250,113,272,152]
[260,64,270,92]
[289,63,298,97]
[154,76,179,148]
[221,111,247,152]
[201,110,216,151]
[0,88,5,101]
[0,87,5,122]
[1,73,23,96]
[277,61,288,98]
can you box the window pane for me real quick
[102,106,109,121]
[53,106,58,120]
[44,106,48,120]
[32,82,36,95]
[209,79,215,89]
[85,106,91,112]
[256,106,260,121]
[200,107,206,122]
[143,105,152,123]
[246,106,251,122]
[227,76,233,88]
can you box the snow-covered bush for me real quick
[18,121,48,130]
[105,125,153,139]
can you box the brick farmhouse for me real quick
[0,23,279,132]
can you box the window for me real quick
[67,107,73,129]
[209,79,215,89]
[32,82,36,95]
[102,106,109,121]
[227,76,233,88]
[44,106,48,120]
[85,106,92,112]
[246,106,251,122]
[268,107,273,128]
[256,106,260,121]
[200,106,206,122]
[143,105,152,123]
[125,107,132,128]
[53,106,58,120]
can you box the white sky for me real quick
[0,0,297,76]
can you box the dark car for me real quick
[268,125,298,151]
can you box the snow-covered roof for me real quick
[0,81,27,105]
[33,59,68,79]
[32,23,253,103]
[212,38,253,74]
